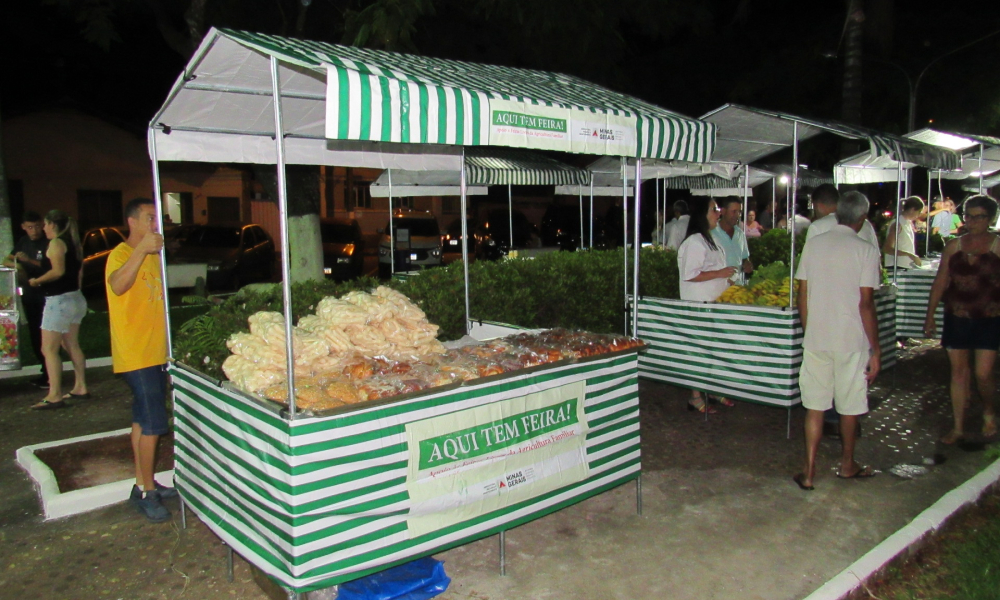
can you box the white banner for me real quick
[404,381,589,537]
[488,99,637,157]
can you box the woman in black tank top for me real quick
[27,210,89,409]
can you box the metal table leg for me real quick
[179,496,187,530]
[226,543,234,583]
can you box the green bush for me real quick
[747,228,805,268]
[173,248,681,379]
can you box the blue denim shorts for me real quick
[41,290,88,334]
[942,313,1000,351]
[122,364,170,436]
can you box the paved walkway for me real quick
[0,342,994,600]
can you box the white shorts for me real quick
[41,290,88,334]
[799,350,870,415]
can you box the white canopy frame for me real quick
[151,29,718,418]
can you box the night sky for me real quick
[3,0,998,142]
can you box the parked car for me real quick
[169,223,275,290]
[320,218,365,280]
[378,210,442,278]
[474,209,538,260]
[442,217,477,253]
[80,226,128,294]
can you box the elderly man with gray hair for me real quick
[793,191,882,490]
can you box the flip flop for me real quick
[32,400,69,410]
[62,392,91,400]
[793,473,814,491]
[837,465,876,479]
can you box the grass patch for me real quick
[856,487,1000,600]
[16,305,211,366]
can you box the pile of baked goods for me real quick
[221,287,643,412]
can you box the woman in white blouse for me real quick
[677,197,738,413]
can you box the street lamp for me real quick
[822,26,1000,133]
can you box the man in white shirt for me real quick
[793,191,882,490]
[711,198,753,281]
[665,200,690,250]
[806,184,880,251]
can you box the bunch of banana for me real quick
[718,284,756,305]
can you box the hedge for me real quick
[174,248,680,379]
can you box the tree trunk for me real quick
[253,165,325,284]
[0,103,13,260]
[842,0,864,125]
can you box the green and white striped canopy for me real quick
[151,28,716,163]
[369,147,588,196]
[703,104,959,170]
[464,147,590,186]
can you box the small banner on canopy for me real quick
[488,99,637,157]
[405,381,589,537]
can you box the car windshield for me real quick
[321,223,356,241]
[181,226,241,248]
[387,218,439,237]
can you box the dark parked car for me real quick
[80,226,128,294]
[442,217,477,253]
[377,210,442,278]
[169,223,274,290]
[474,209,538,260]
[320,218,365,280]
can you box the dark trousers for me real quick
[22,299,47,378]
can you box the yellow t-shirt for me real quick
[105,243,167,373]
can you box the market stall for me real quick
[0,268,19,371]
[894,266,944,339]
[150,28,715,595]
[371,146,590,273]
[634,105,957,410]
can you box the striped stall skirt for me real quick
[170,351,641,593]
[635,289,896,407]
[894,270,943,339]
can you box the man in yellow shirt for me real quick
[106,198,176,522]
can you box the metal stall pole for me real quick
[636,473,642,515]
[508,184,513,250]
[499,530,506,576]
[270,56,297,417]
[742,165,750,238]
[589,175,595,248]
[893,161,903,284]
[388,170,395,276]
[460,151,471,335]
[227,544,234,582]
[179,497,187,529]
[147,130,174,355]
[926,171,934,257]
[789,122,798,309]
[621,158,629,334]
[579,189,584,250]
[655,178,661,246]
[632,159,643,337]
[772,178,777,230]
[980,143,986,195]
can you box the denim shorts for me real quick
[942,313,1000,351]
[41,290,88,334]
[122,364,170,436]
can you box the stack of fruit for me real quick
[717,261,799,307]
